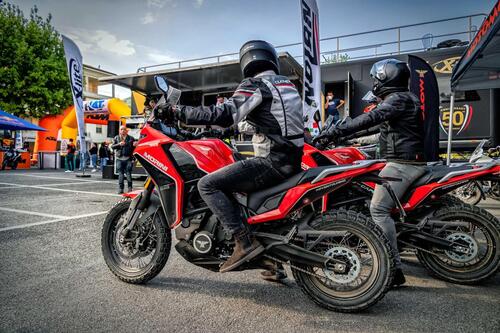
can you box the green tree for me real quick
[0,1,72,118]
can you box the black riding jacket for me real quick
[178,70,304,175]
[333,91,424,162]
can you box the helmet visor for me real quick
[370,60,390,81]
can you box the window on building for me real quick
[96,125,102,134]
[86,77,99,94]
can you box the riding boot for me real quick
[392,268,406,288]
[220,230,264,273]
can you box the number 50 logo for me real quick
[439,105,473,135]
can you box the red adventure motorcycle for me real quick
[101,76,396,313]
[301,133,500,284]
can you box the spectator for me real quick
[76,141,88,171]
[216,94,225,106]
[89,143,98,172]
[65,139,76,172]
[111,126,136,194]
[324,91,344,124]
[98,142,111,171]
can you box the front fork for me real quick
[120,177,155,240]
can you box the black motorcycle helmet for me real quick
[370,59,410,97]
[239,40,280,78]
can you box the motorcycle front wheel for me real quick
[416,202,500,284]
[101,198,171,284]
[292,209,395,313]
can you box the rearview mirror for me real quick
[154,76,169,94]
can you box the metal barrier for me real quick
[136,13,487,73]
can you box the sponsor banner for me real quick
[300,0,322,135]
[439,104,474,135]
[408,55,440,161]
[83,99,109,114]
[15,131,23,149]
[62,35,87,155]
[60,139,68,155]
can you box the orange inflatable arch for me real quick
[33,98,131,161]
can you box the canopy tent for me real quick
[447,0,500,163]
[0,109,46,131]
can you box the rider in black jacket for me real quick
[315,59,426,286]
[167,41,304,273]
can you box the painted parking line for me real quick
[0,211,108,232]
[0,207,67,219]
[0,180,108,188]
[0,182,121,197]
[2,173,116,184]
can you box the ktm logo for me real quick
[439,105,474,135]
[85,114,109,120]
[45,136,57,141]
[415,69,427,78]
[432,57,460,74]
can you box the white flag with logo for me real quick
[62,35,87,155]
[300,0,322,136]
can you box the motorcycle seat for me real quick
[411,165,473,188]
[246,165,343,213]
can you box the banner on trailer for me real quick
[62,35,87,155]
[300,0,322,135]
[408,55,440,161]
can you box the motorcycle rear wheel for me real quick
[452,181,482,205]
[292,209,395,313]
[416,203,500,284]
[101,198,171,284]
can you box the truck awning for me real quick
[99,52,303,94]
[451,0,500,91]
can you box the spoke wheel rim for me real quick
[431,219,494,272]
[305,226,380,299]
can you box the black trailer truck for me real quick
[321,46,500,150]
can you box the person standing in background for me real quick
[89,142,98,172]
[324,91,345,124]
[216,94,226,106]
[65,138,75,172]
[111,126,136,194]
[98,142,110,171]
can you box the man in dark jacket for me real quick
[315,58,426,286]
[111,126,136,194]
[165,40,304,272]
[98,142,111,171]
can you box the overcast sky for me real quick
[12,0,496,76]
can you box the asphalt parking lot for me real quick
[0,169,499,333]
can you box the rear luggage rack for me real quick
[438,161,498,183]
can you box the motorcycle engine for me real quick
[175,213,231,257]
[192,231,213,254]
